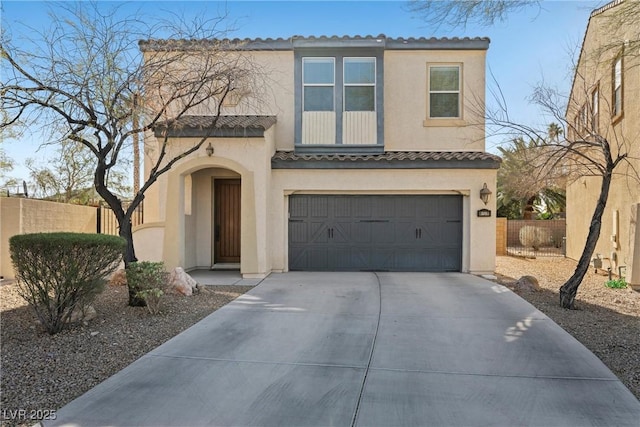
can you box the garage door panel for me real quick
[332,247,358,270]
[415,197,439,218]
[369,249,395,271]
[309,222,329,243]
[289,195,461,272]
[441,249,462,271]
[309,197,329,218]
[372,222,395,244]
[289,222,308,244]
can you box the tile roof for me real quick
[173,115,277,129]
[140,35,490,52]
[271,151,501,169]
[154,115,277,138]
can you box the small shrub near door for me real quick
[126,261,169,314]
[9,232,125,335]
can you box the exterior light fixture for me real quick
[205,142,214,157]
[480,183,492,205]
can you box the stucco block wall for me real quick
[0,198,97,279]
[496,217,507,256]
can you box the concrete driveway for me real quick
[45,272,640,426]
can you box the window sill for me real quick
[611,112,624,126]
[423,118,466,127]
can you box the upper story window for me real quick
[591,86,599,133]
[344,58,376,111]
[296,52,383,151]
[612,56,623,118]
[428,65,461,119]
[303,58,335,111]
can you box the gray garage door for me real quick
[288,195,462,272]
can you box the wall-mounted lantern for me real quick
[205,142,214,157]
[480,183,492,205]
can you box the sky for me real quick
[1,0,602,186]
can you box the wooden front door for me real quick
[214,179,241,264]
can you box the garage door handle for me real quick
[415,228,422,239]
[327,228,334,238]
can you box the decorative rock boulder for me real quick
[514,275,541,292]
[519,226,553,251]
[67,304,97,323]
[169,267,198,296]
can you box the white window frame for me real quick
[302,57,335,112]
[343,57,376,112]
[591,86,599,133]
[612,56,623,119]
[427,63,463,120]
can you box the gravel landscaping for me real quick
[1,257,638,426]
[0,280,254,427]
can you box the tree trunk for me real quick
[559,171,612,309]
[119,218,145,306]
[95,160,144,307]
[522,195,536,220]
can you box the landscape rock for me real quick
[109,269,127,287]
[519,226,553,251]
[514,275,541,292]
[67,305,97,323]
[169,267,198,296]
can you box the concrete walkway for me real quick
[45,272,640,426]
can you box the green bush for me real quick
[605,278,627,289]
[9,232,125,334]
[126,261,169,313]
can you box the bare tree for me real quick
[487,71,638,309]
[1,3,261,305]
[407,0,539,29]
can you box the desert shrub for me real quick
[126,261,169,313]
[605,278,627,289]
[9,232,125,334]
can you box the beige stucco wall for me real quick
[137,126,276,277]
[567,174,640,285]
[270,169,497,275]
[0,198,97,279]
[384,50,486,152]
[566,3,640,286]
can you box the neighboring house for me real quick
[565,0,640,286]
[135,35,500,278]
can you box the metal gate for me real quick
[506,219,566,257]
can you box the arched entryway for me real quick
[162,156,263,276]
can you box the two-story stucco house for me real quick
[134,35,500,278]
[565,1,640,287]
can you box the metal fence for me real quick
[506,219,566,257]
[97,202,143,236]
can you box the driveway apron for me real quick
[45,272,640,427]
